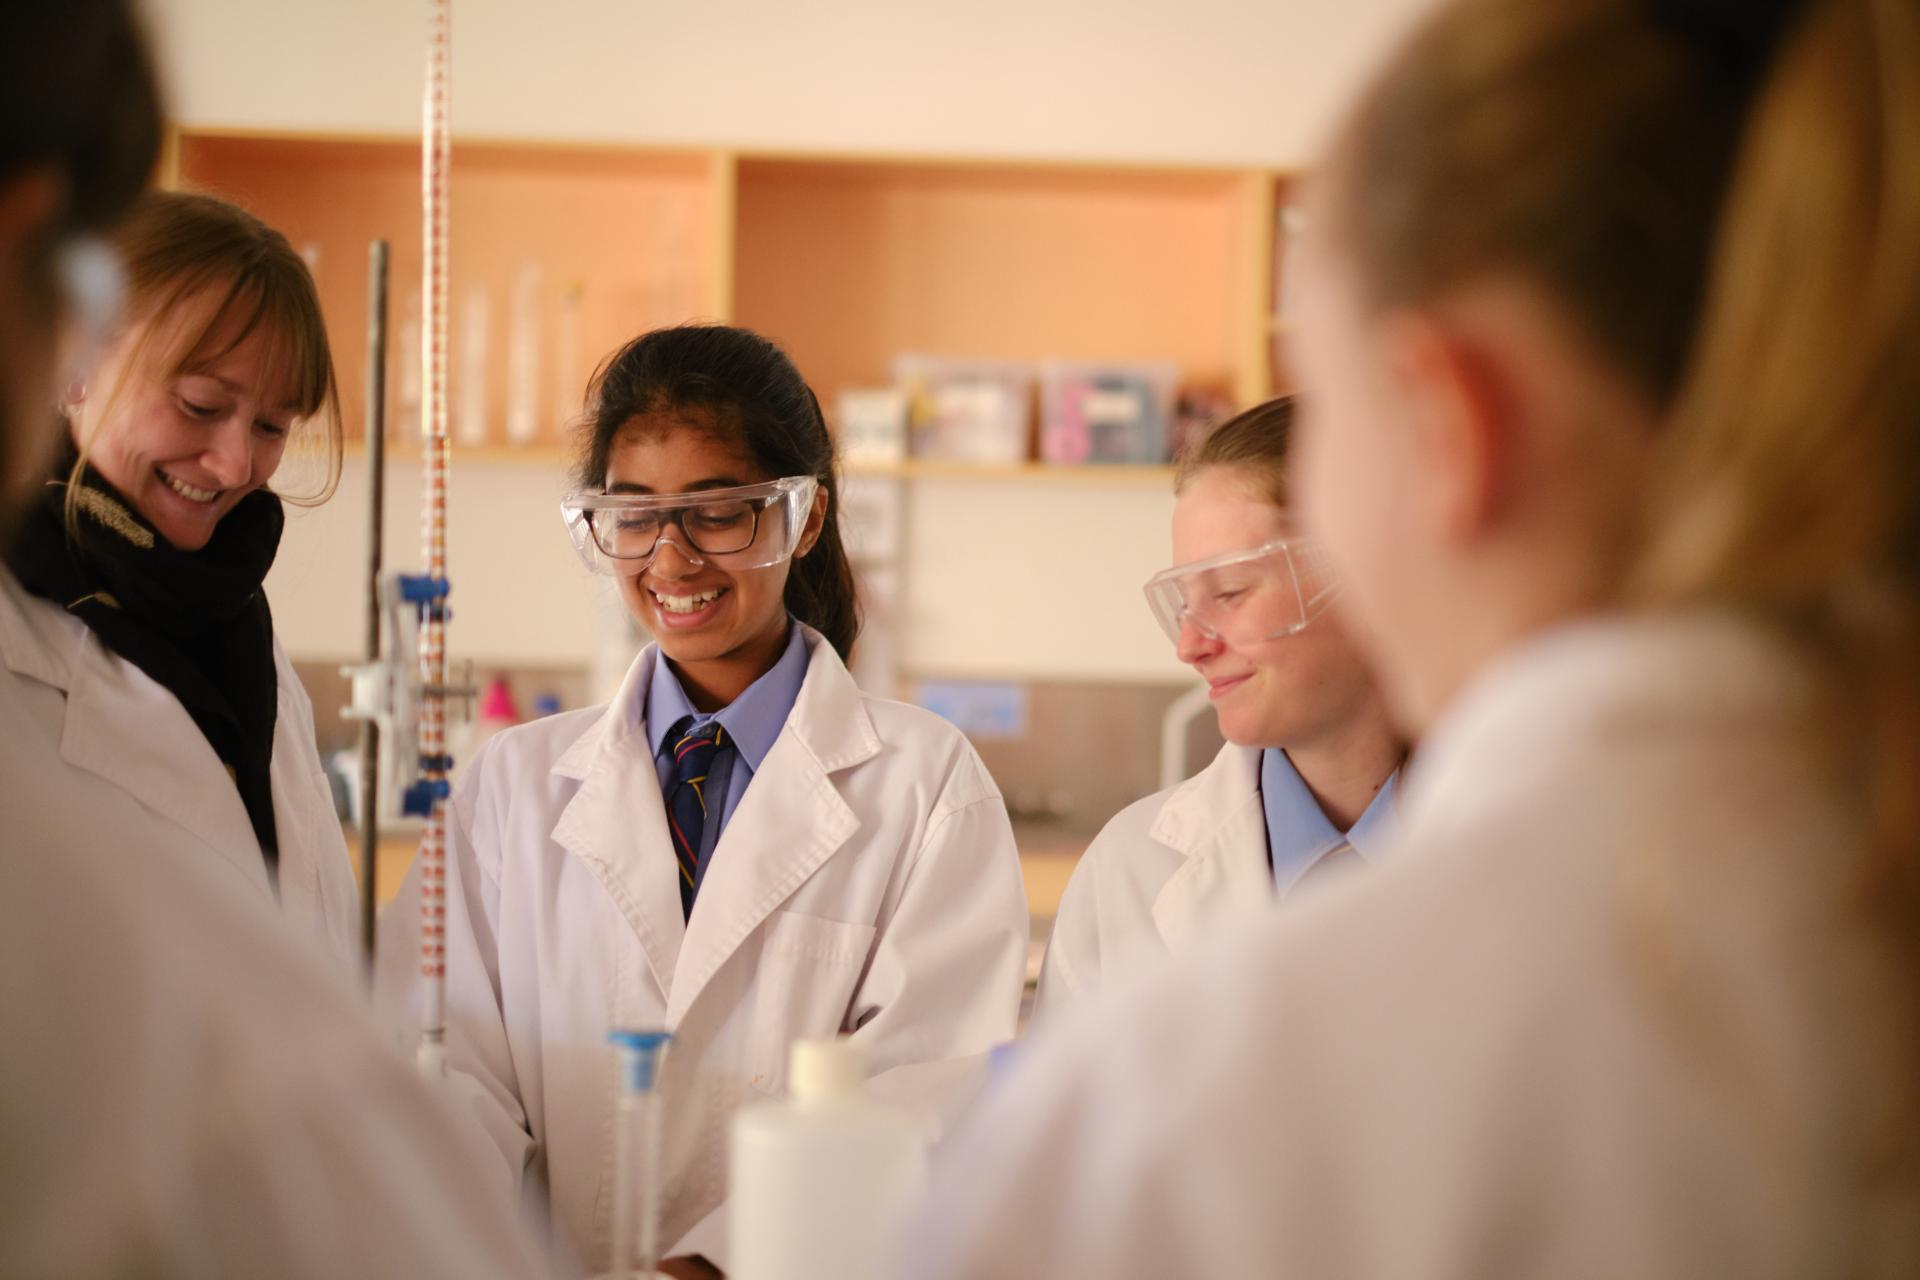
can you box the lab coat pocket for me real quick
[748,909,877,1094]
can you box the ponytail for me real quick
[785,387,861,660]
[1634,0,1920,891]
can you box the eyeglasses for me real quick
[561,475,817,575]
[1142,536,1338,647]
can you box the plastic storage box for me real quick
[835,387,910,466]
[892,355,1034,465]
[1038,360,1178,464]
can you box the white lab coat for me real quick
[1035,743,1273,1015]
[0,567,359,976]
[378,625,1029,1272]
[902,612,1920,1279]
[0,564,549,1279]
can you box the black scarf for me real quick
[7,441,284,868]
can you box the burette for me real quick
[344,0,456,1077]
[413,0,454,1077]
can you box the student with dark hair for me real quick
[380,323,1029,1277]
[1036,396,1404,1016]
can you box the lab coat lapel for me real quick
[551,648,686,1004]
[1151,744,1271,948]
[666,634,879,1027]
[57,617,270,897]
[267,646,346,957]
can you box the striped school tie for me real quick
[666,716,727,919]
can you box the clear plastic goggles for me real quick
[1143,536,1338,646]
[561,475,818,575]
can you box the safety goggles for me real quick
[1142,536,1338,646]
[561,475,817,575]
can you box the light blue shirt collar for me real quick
[648,619,810,771]
[1259,747,1399,895]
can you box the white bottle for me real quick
[730,1039,927,1280]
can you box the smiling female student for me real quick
[1036,396,1404,1014]
[380,323,1028,1277]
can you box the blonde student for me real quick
[380,323,1029,1276]
[4,189,356,973]
[903,0,1920,1275]
[1037,396,1403,1013]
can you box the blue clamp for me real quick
[401,777,453,817]
[419,753,455,773]
[398,573,452,622]
[397,573,450,602]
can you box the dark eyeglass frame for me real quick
[586,491,782,561]
[560,475,818,573]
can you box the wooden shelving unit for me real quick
[170,128,1297,465]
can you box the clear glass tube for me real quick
[608,1030,672,1279]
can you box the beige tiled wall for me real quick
[967,680,1221,841]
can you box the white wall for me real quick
[900,477,1184,683]
[270,457,609,668]
[144,0,1432,169]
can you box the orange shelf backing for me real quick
[175,133,721,447]
[732,157,1255,405]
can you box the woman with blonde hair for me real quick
[903,0,1920,1275]
[6,188,356,970]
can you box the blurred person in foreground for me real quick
[900,0,1920,1275]
[0,5,553,1275]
